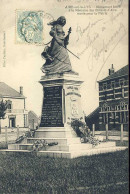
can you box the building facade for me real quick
[0,82,28,128]
[98,64,129,131]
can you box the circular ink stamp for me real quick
[16,10,44,45]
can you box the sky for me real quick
[0,0,128,117]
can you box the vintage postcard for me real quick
[0,0,128,193]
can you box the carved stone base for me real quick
[39,72,85,131]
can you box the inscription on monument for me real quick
[40,86,63,127]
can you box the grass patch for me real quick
[0,149,129,194]
[115,140,128,147]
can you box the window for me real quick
[119,79,124,87]
[103,83,107,90]
[119,112,126,123]
[99,84,103,91]
[111,81,115,88]
[103,103,107,111]
[107,106,110,111]
[111,106,115,111]
[118,105,120,110]
[125,105,128,110]
[8,104,12,109]
[115,112,120,123]
[104,92,107,100]
[111,112,114,119]
[116,105,120,111]
[124,79,128,86]
[120,102,125,110]
[7,100,12,109]
[122,88,124,98]
[113,89,115,99]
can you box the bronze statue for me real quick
[41,16,73,74]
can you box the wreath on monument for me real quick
[15,130,58,151]
[32,140,58,151]
[71,119,102,147]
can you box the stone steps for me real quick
[37,146,127,159]
[2,125,128,158]
[34,130,72,138]
[27,137,81,145]
[8,142,116,152]
[1,144,127,158]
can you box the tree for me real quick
[0,99,8,134]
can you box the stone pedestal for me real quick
[39,72,85,137]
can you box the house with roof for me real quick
[28,110,39,129]
[97,64,129,131]
[85,107,100,131]
[0,82,28,128]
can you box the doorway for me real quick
[9,118,15,128]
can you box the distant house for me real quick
[98,64,129,131]
[28,111,39,129]
[85,107,100,131]
[0,82,28,128]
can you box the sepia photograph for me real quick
[0,0,128,193]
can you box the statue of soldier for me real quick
[41,16,72,74]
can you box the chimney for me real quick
[20,86,23,95]
[109,64,115,75]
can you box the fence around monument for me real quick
[93,124,128,142]
[0,126,30,146]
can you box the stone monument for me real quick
[35,16,85,156]
[39,16,85,135]
[32,16,87,157]
[5,16,126,158]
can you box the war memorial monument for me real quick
[6,16,126,158]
